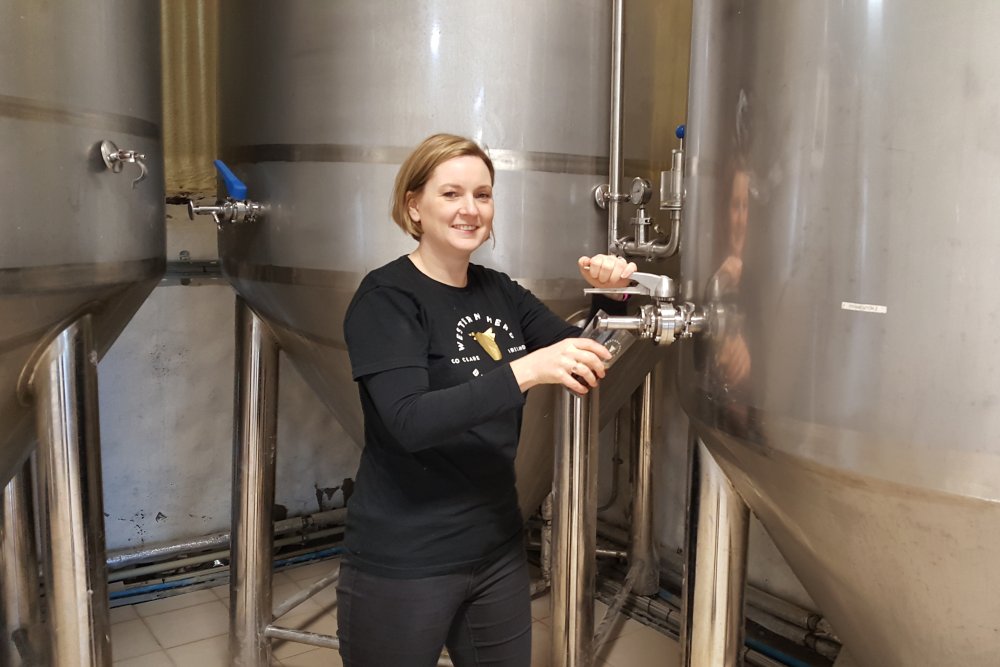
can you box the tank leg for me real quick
[31,316,111,667]
[229,298,280,667]
[550,386,599,667]
[628,372,659,596]
[681,435,749,667]
[2,459,45,667]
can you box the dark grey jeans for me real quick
[336,544,532,667]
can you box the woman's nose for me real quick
[459,194,480,216]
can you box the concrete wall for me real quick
[98,208,361,552]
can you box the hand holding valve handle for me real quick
[508,253,636,394]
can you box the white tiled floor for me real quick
[110,560,680,666]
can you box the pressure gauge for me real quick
[630,177,652,206]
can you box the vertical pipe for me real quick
[2,460,45,667]
[229,298,280,667]
[607,0,626,253]
[550,387,599,667]
[541,491,553,589]
[681,435,749,667]
[31,316,111,667]
[628,372,659,596]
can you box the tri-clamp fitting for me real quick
[585,271,705,345]
[188,159,265,229]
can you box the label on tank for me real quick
[841,302,888,314]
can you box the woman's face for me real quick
[729,170,750,257]
[408,155,494,259]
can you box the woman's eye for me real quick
[443,191,457,198]
[477,193,492,200]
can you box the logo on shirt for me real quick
[469,327,502,361]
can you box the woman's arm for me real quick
[362,364,525,453]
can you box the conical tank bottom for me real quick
[0,260,163,488]
[693,419,1000,667]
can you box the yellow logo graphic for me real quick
[469,327,502,361]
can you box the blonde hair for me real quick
[391,134,495,241]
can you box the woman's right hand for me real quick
[509,338,612,394]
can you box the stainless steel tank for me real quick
[0,1,166,489]
[217,1,618,513]
[680,2,1000,665]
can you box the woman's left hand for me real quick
[578,255,637,299]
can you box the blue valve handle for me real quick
[213,159,248,200]
[676,125,685,140]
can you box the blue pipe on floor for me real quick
[109,546,343,602]
[654,590,816,667]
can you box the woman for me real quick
[338,133,636,667]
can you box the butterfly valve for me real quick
[188,160,265,229]
[585,271,706,345]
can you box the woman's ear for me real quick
[406,191,420,223]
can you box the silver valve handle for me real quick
[101,140,148,188]
[583,270,678,301]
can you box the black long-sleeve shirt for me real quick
[343,256,623,577]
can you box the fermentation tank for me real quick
[0,1,165,489]
[217,1,621,513]
[680,2,1000,665]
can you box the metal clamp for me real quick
[594,183,631,210]
[188,198,264,229]
[100,140,148,188]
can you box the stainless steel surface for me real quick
[550,387,599,667]
[230,299,280,667]
[273,568,340,621]
[0,0,165,489]
[597,412,624,513]
[1,462,44,667]
[680,2,1000,665]
[627,373,659,596]
[31,318,111,667]
[217,1,617,518]
[681,438,748,667]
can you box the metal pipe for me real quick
[229,299,281,667]
[540,491,553,591]
[108,526,344,584]
[596,520,629,547]
[593,565,639,654]
[606,0,626,253]
[682,436,750,667]
[550,387,600,667]
[273,568,340,620]
[30,316,111,667]
[628,373,659,596]
[263,626,456,666]
[745,607,841,661]
[107,508,348,571]
[2,460,44,667]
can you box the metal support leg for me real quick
[628,372,659,596]
[681,435,749,667]
[30,316,111,667]
[230,298,280,667]
[2,460,44,667]
[551,387,599,667]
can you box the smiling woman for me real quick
[337,133,636,667]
